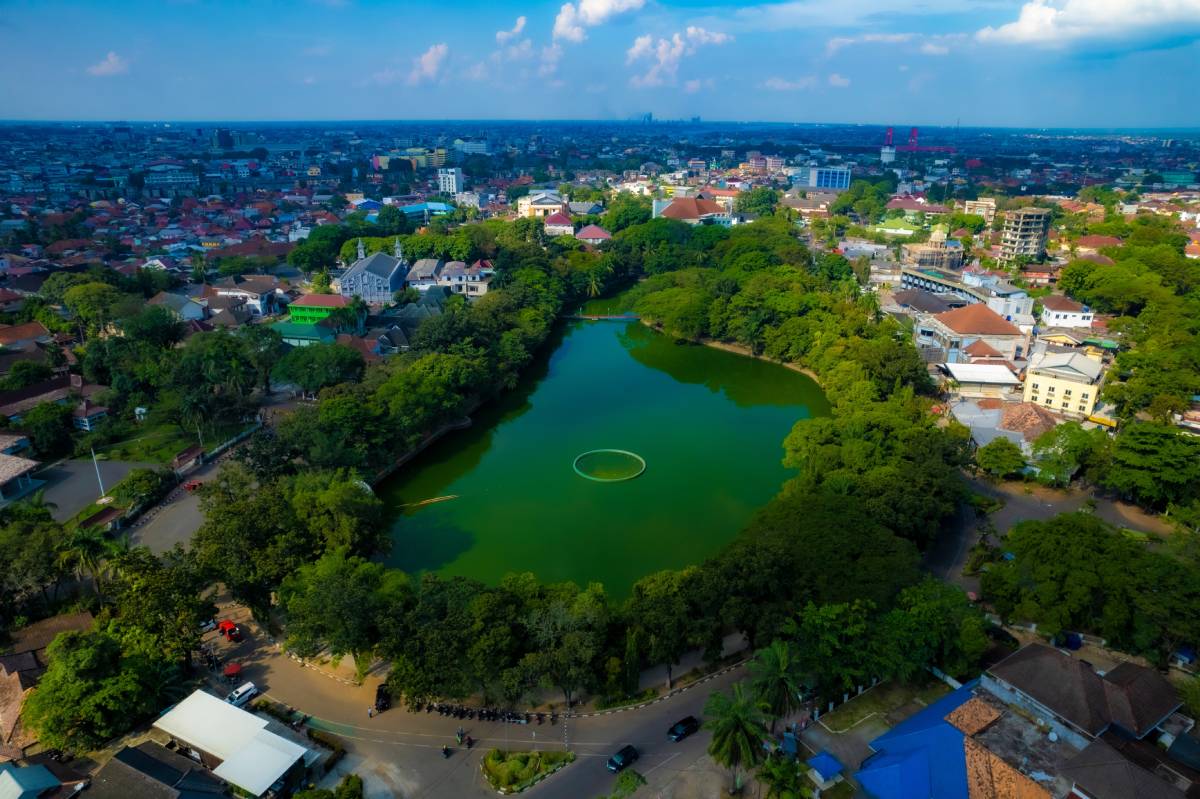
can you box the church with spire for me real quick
[338,237,409,305]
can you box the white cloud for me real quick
[828,72,851,87]
[976,0,1200,47]
[826,32,912,55]
[303,43,332,57]
[554,0,646,42]
[465,62,489,81]
[86,51,128,77]
[735,0,988,30]
[539,43,563,76]
[684,77,715,93]
[626,26,732,87]
[408,43,449,85]
[496,16,527,44]
[920,41,950,54]
[763,75,818,91]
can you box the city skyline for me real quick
[1,0,1198,127]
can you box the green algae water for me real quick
[378,319,830,597]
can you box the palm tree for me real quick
[704,682,771,794]
[749,640,806,733]
[57,526,118,598]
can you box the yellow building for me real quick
[1023,351,1105,418]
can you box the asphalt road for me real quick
[204,604,744,798]
[37,459,154,522]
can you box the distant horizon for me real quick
[2,118,1198,136]
[2,1,1198,128]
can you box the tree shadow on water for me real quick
[384,514,476,574]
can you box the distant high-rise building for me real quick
[765,155,785,171]
[880,146,896,164]
[437,167,463,195]
[212,128,234,149]
[999,207,1051,264]
[805,166,851,191]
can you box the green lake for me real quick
[378,318,830,597]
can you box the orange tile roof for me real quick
[963,738,1052,799]
[934,304,1023,337]
[945,698,1002,736]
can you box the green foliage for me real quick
[735,187,779,217]
[110,467,173,507]
[1030,422,1110,486]
[106,546,216,665]
[1100,422,1200,509]
[293,774,365,799]
[604,193,652,232]
[273,343,366,395]
[704,682,770,791]
[829,180,893,224]
[481,749,574,791]
[22,401,75,457]
[975,438,1026,478]
[748,640,805,731]
[24,629,175,752]
[981,513,1200,660]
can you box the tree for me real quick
[628,569,698,689]
[280,549,406,678]
[107,546,216,665]
[23,630,167,752]
[1030,421,1110,486]
[121,305,186,349]
[704,682,770,793]
[1100,423,1200,509]
[790,601,878,693]
[757,753,810,799]
[57,526,118,598]
[236,324,287,393]
[63,282,129,338]
[284,469,387,554]
[975,437,1026,478]
[22,401,75,457]
[735,187,779,217]
[748,640,805,733]
[273,343,366,396]
[522,583,609,707]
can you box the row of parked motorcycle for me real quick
[410,702,557,725]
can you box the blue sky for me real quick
[1,0,1198,127]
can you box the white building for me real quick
[437,167,463,195]
[1039,295,1094,329]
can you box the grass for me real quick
[98,420,248,464]
[821,781,855,799]
[820,677,951,732]
[481,749,574,793]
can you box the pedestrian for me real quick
[368,706,375,718]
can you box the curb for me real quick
[568,659,747,719]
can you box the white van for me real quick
[225,682,258,708]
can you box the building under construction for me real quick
[999,207,1051,265]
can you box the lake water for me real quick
[378,318,830,597]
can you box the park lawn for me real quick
[481,749,574,793]
[820,677,951,733]
[99,421,248,464]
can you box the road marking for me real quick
[641,752,681,777]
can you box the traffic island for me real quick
[480,749,574,794]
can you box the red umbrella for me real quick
[223,662,243,678]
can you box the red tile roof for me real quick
[542,211,573,226]
[293,294,350,308]
[660,197,725,220]
[934,304,1023,336]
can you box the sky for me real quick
[0,0,1198,127]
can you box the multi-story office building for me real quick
[803,166,851,191]
[1023,351,1104,418]
[437,167,463,195]
[999,207,1051,264]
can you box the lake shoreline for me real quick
[634,319,824,386]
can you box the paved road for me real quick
[129,460,222,552]
[36,459,154,522]
[205,605,745,798]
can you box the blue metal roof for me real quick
[807,750,844,781]
[855,681,976,799]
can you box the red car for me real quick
[183,480,203,492]
[217,620,243,642]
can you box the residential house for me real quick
[206,275,281,316]
[406,259,445,291]
[0,761,85,798]
[1023,350,1104,418]
[575,224,612,245]
[568,200,604,216]
[517,191,567,218]
[147,291,207,322]
[87,742,224,799]
[1039,295,1094,329]
[339,240,408,305]
[939,363,1022,399]
[269,321,335,347]
[542,211,575,238]
[0,375,104,425]
[916,304,1028,363]
[950,398,1060,456]
[437,261,492,297]
[71,399,107,431]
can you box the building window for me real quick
[1081,393,1089,400]
[1047,385,1055,392]
[1064,389,1072,396]
[1032,383,1039,390]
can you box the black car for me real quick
[606,744,639,773]
[667,716,700,742]
[374,684,391,712]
